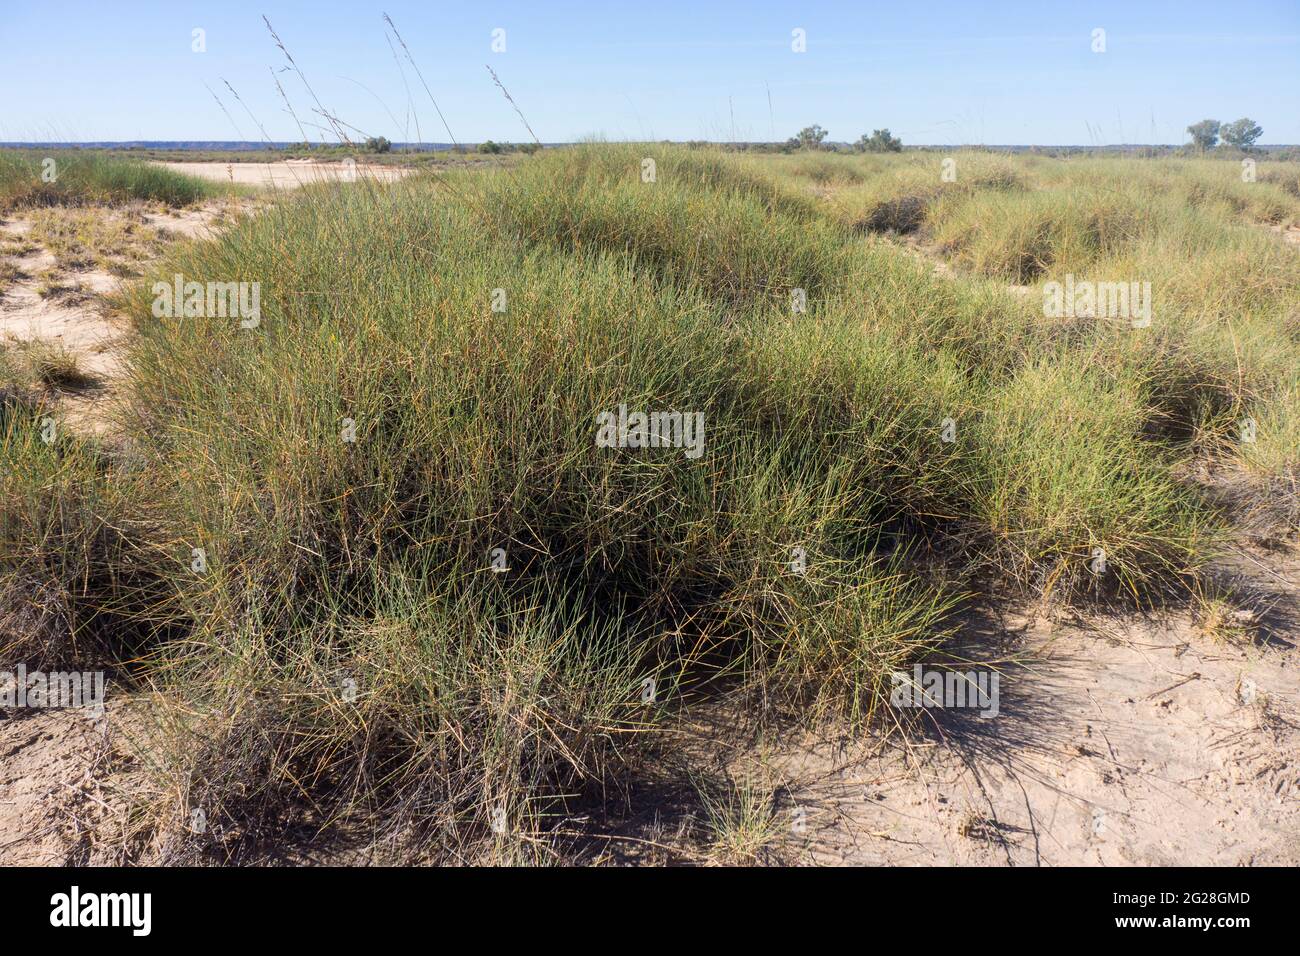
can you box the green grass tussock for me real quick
[473,144,845,306]
[969,355,1209,594]
[0,392,151,670]
[0,148,223,210]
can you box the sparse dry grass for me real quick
[0,235,39,258]
[0,260,24,298]
[27,207,163,274]
[693,772,785,865]
[0,338,99,391]
[35,271,92,304]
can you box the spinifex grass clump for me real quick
[832,164,940,234]
[0,149,221,210]
[0,390,154,670]
[1237,375,1300,530]
[110,172,964,856]
[475,144,848,307]
[929,186,1155,283]
[912,155,1300,468]
[144,579,653,864]
[815,152,1025,236]
[815,241,1046,376]
[967,354,1209,595]
[768,151,870,186]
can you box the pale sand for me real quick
[155,160,411,189]
[0,203,236,437]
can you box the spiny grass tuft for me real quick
[0,149,225,211]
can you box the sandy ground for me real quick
[0,703,130,865]
[0,204,235,435]
[580,541,1299,866]
[157,160,410,189]
[777,545,1299,865]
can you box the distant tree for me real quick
[857,128,903,153]
[1220,117,1263,150]
[1186,119,1220,151]
[518,142,541,155]
[478,140,503,154]
[363,136,392,153]
[789,124,829,150]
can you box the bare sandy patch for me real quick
[0,705,108,866]
[0,693,146,866]
[0,201,237,436]
[156,160,410,190]
[721,545,1299,866]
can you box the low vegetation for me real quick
[1,143,1296,862]
[0,149,224,210]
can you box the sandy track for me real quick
[0,705,123,865]
[156,160,410,189]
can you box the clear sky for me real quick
[3,0,1297,145]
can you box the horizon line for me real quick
[4,140,1298,150]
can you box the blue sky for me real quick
[3,0,1297,145]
